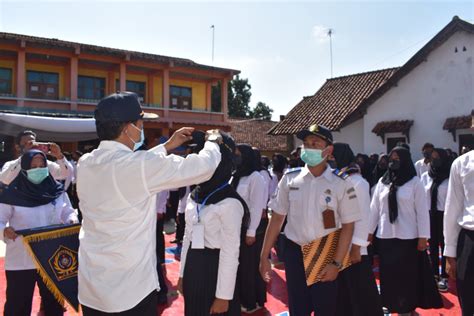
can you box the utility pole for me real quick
[328,28,333,78]
[211,25,215,63]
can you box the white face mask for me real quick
[126,123,144,151]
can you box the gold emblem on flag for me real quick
[48,245,78,281]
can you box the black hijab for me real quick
[428,148,452,212]
[230,144,257,190]
[356,154,372,185]
[372,154,389,186]
[272,154,287,173]
[191,134,250,233]
[0,150,64,207]
[382,147,417,223]
[332,143,355,170]
[253,148,271,179]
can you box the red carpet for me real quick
[0,234,462,315]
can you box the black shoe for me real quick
[170,239,182,244]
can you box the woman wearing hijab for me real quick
[369,147,442,315]
[178,132,250,316]
[271,154,288,181]
[420,148,452,292]
[231,144,267,313]
[253,148,271,204]
[372,154,389,189]
[331,143,383,316]
[0,150,78,316]
[356,154,373,187]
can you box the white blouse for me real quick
[420,172,448,212]
[349,174,370,256]
[234,171,267,237]
[0,193,78,271]
[179,197,244,300]
[369,177,430,239]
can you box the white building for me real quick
[270,16,474,161]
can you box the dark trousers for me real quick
[176,213,185,241]
[457,228,474,316]
[284,236,338,316]
[82,291,157,316]
[429,211,447,278]
[165,191,179,221]
[4,269,64,316]
[156,217,165,263]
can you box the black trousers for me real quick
[429,211,447,278]
[156,217,165,263]
[457,228,474,316]
[175,212,185,241]
[4,269,64,316]
[283,236,338,316]
[165,190,180,221]
[82,291,157,316]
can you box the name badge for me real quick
[322,209,336,229]
[191,224,205,249]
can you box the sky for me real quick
[0,0,473,120]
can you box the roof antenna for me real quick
[328,28,334,78]
[211,25,215,63]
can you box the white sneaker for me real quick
[438,278,448,292]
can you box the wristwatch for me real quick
[206,130,223,144]
[331,260,342,269]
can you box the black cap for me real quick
[296,124,333,143]
[94,92,158,122]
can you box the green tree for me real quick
[211,75,252,118]
[250,101,273,120]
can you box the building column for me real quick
[16,50,26,107]
[162,69,170,117]
[119,62,126,92]
[147,73,154,105]
[221,78,229,120]
[70,56,78,111]
[206,82,212,112]
[107,71,115,94]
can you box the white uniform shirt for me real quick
[268,171,279,200]
[268,166,361,246]
[179,198,243,300]
[369,177,430,239]
[415,159,430,178]
[156,190,170,215]
[0,193,78,270]
[420,172,448,211]
[0,157,71,185]
[349,173,371,256]
[234,171,267,237]
[259,170,271,203]
[443,150,474,257]
[177,187,191,214]
[77,140,220,312]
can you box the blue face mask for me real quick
[26,167,49,184]
[128,124,145,151]
[301,147,326,167]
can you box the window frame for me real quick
[0,68,13,95]
[26,70,59,100]
[78,75,106,100]
[170,85,192,110]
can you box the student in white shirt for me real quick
[0,150,78,316]
[77,92,222,315]
[369,146,442,315]
[420,148,452,292]
[230,144,267,313]
[253,149,271,203]
[0,130,71,185]
[174,186,190,244]
[330,143,383,316]
[443,149,474,316]
[178,132,249,316]
[415,142,434,177]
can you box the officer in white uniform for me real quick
[259,124,361,316]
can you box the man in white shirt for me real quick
[414,142,434,177]
[0,130,71,185]
[77,92,222,315]
[443,148,474,316]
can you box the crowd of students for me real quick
[0,92,472,316]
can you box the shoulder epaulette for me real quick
[333,168,349,180]
[284,167,302,175]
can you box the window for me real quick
[387,137,406,153]
[115,80,146,103]
[78,76,106,100]
[0,68,12,95]
[459,134,474,154]
[170,85,192,110]
[27,71,59,99]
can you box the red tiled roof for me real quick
[0,32,239,75]
[372,120,414,135]
[268,68,398,135]
[229,118,289,152]
[443,115,472,130]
